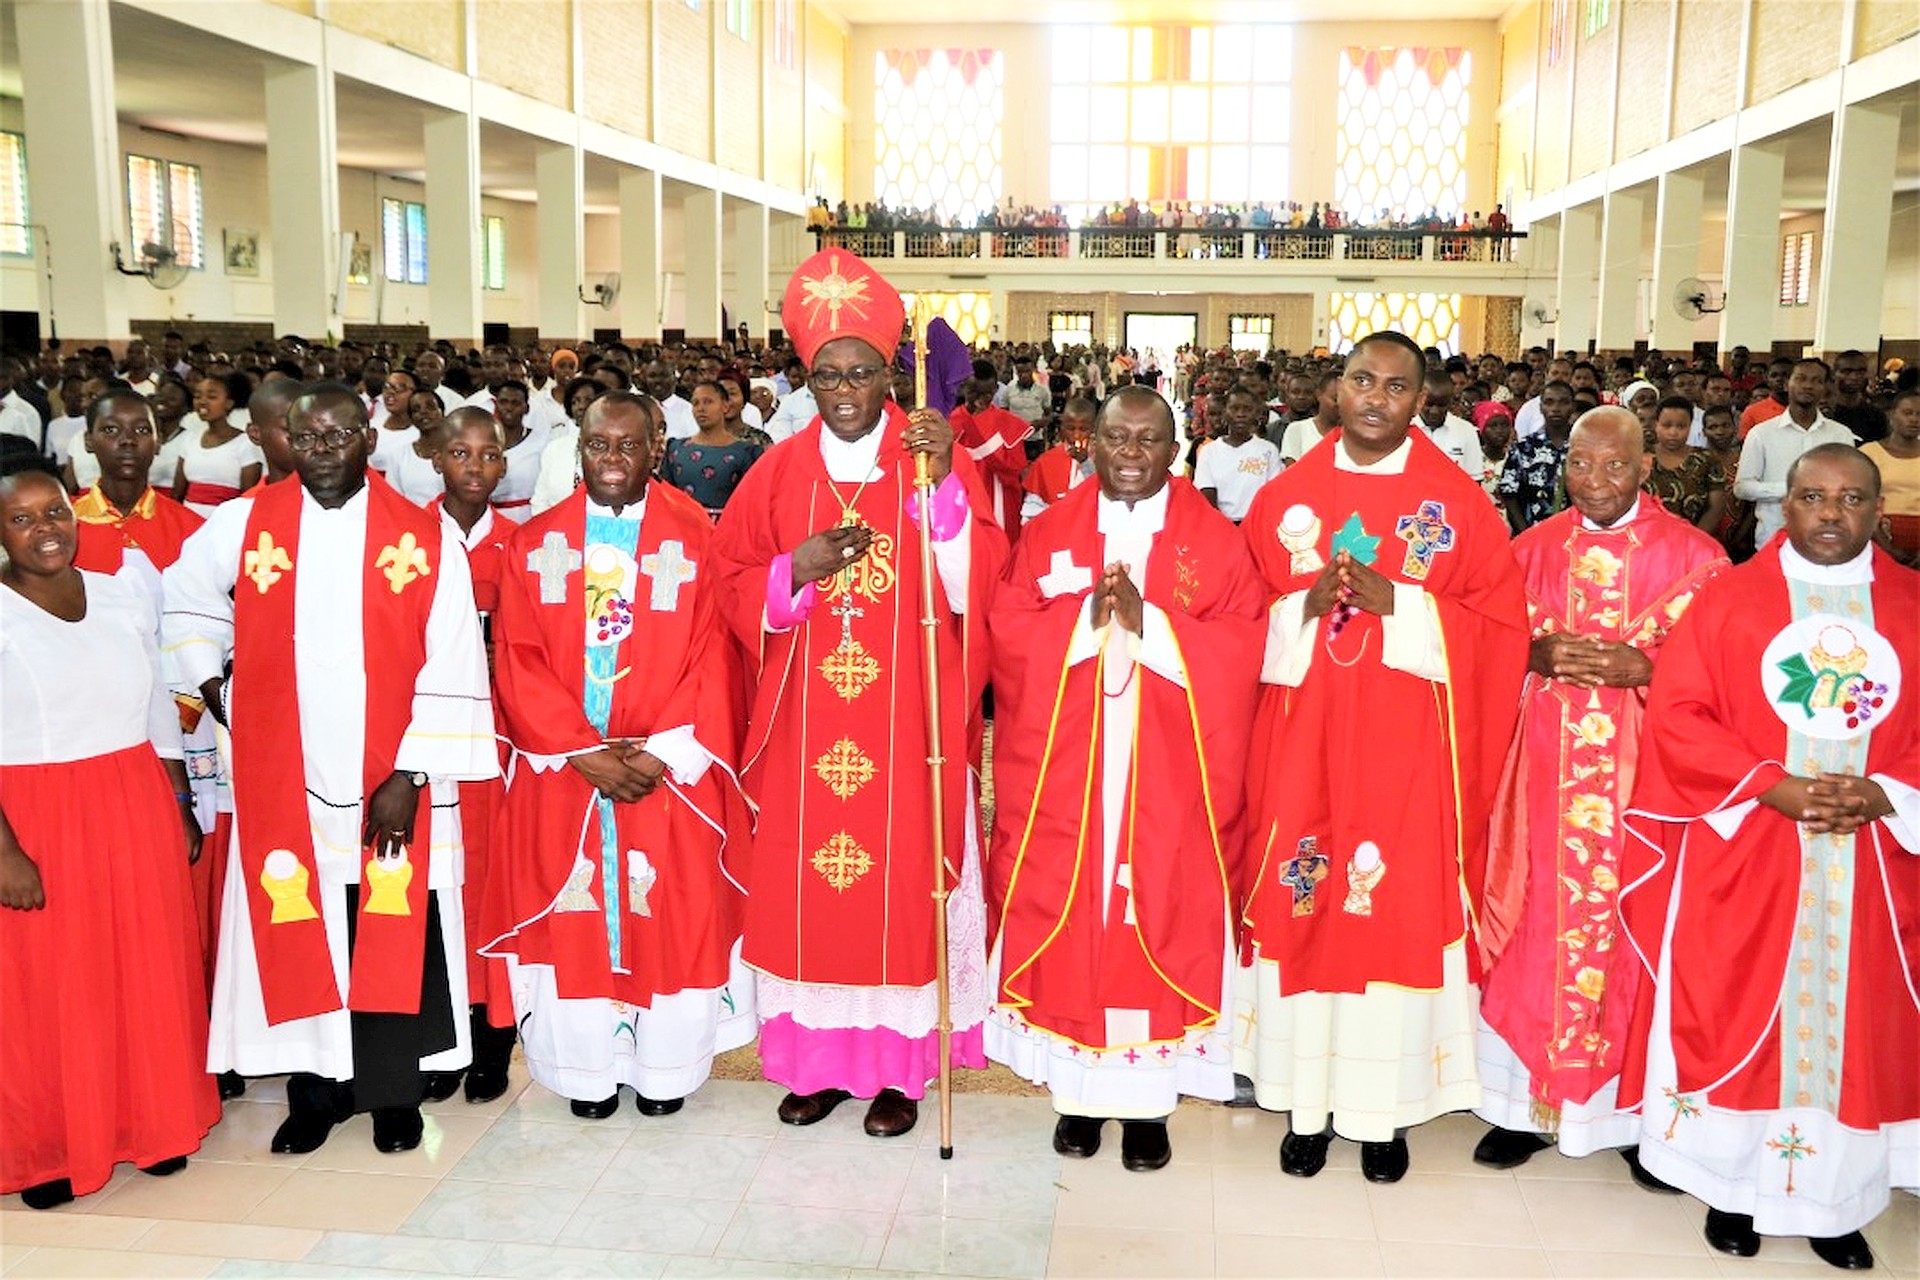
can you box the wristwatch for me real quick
[406,771,428,788]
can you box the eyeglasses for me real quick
[287,428,362,452]
[808,365,887,393]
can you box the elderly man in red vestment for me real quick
[1019,397,1096,522]
[712,249,1008,1138]
[986,386,1265,1172]
[1471,408,1726,1175]
[1618,444,1918,1269]
[950,376,1032,539]
[1233,331,1529,1183]
[481,393,752,1120]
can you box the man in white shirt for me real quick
[0,359,43,445]
[641,360,697,442]
[1194,385,1283,522]
[1278,372,1341,464]
[411,351,466,414]
[1734,358,1857,550]
[1415,370,1486,481]
[1004,356,1051,429]
[766,383,818,443]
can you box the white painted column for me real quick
[683,185,723,343]
[1813,99,1901,356]
[1519,218,1560,352]
[15,0,127,342]
[618,168,663,342]
[1718,142,1785,354]
[729,200,771,340]
[535,142,585,343]
[1649,169,1704,353]
[1555,201,1601,355]
[1596,187,1645,352]
[424,108,482,345]
[264,60,340,340]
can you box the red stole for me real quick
[1477,500,1726,1108]
[1022,446,1086,507]
[71,486,204,574]
[710,404,1008,987]
[987,480,1265,1046]
[230,473,443,1025]
[953,404,1029,540]
[1240,430,1528,993]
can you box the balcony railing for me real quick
[813,226,1528,266]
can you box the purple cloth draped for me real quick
[757,1015,987,1100]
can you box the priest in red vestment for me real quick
[950,376,1031,540]
[711,248,1008,1138]
[1617,445,1918,1268]
[1471,408,1727,1174]
[1233,331,1529,1183]
[986,386,1265,1172]
[482,393,753,1120]
[1019,397,1096,523]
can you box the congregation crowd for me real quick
[809,195,1517,235]
[0,246,1914,1274]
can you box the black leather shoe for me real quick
[778,1088,853,1126]
[863,1088,918,1138]
[1810,1232,1874,1270]
[217,1071,248,1100]
[271,1111,342,1155]
[570,1095,621,1121]
[463,1064,509,1105]
[1473,1126,1552,1169]
[1704,1208,1761,1258]
[420,1071,463,1102]
[1280,1128,1331,1177]
[20,1179,74,1210]
[139,1156,189,1177]
[372,1106,424,1153]
[634,1095,684,1117]
[1361,1136,1410,1183]
[1120,1120,1172,1172]
[1052,1115,1105,1159]
[1620,1145,1683,1193]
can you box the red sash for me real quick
[230,473,443,1024]
[183,480,243,508]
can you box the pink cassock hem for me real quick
[757,1014,986,1100]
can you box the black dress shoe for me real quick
[372,1106,424,1153]
[139,1156,189,1177]
[1810,1231,1874,1270]
[1120,1120,1172,1172]
[1052,1115,1105,1158]
[420,1071,463,1102]
[20,1178,74,1210]
[634,1095,684,1117]
[271,1111,342,1155]
[1472,1126,1552,1169]
[217,1071,248,1100]
[1280,1128,1331,1177]
[1361,1136,1410,1183]
[1704,1208,1761,1257]
[863,1088,918,1138]
[570,1095,621,1121]
[463,1064,509,1105]
[1620,1145,1683,1193]
[777,1088,853,1126]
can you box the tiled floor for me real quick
[2,1074,1914,1279]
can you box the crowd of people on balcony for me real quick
[808,194,1515,237]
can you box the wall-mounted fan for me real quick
[1672,277,1725,320]
[113,239,189,289]
[578,273,621,309]
[1524,298,1558,326]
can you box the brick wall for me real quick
[264,0,316,15]
[1613,0,1673,162]
[1569,19,1619,179]
[716,19,762,176]
[343,323,432,351]
[476,0,572,109]
[330,0,465,71]
[580,0,650,137]
[130,320,273,352]
[1671,0,1741,135]
[1856,0,1920,55]
[655,0,712,162]
[1534,44,1572,194]
[1749,0,1844,102]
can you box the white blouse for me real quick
[0,570,183,766]
[372,427,447,506]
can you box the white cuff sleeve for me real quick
[1871,774,1920,852]
[1703,798,1758,841]
[1066,596,1105,667]
[1380,582,1449,683]
[1261,590,1316,687]
[1134,602,1188,688]
[644,724,713,787]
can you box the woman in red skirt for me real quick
[0,467,221,1209]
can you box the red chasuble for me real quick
[1240,430,1528,994]
[1022,446,1086,509]
[710,403,1007,988]
[952,403,1029,540]
[1617,542,1919,1130]
[229,473,442,1024]
[71,486,204,575]
[1477,499,1726,1109]
[481,484,748,1007]
[987,479,1265,1047]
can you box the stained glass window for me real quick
[1780,232,1814,307]
[1328,292,1462,357]
[383,196,427,285]
[482,215,506,291]
[771,0,797,70]
[1229,313,1274,353]
[0,132,27,256]
[901,291,992,349]
[1585,0,1611,37]
[725,0,752,40]
[127,153,204,270]
[1050,311,1094,349]
[1335,47,1470,225]
[1049,24,1291,222]
[875,49,1004,225]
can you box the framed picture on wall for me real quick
[224,228,259,276]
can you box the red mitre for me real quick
[781,247,905,368]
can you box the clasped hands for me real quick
[1761,773,1893,836]
[1530,632,1654,689]
[1089,563,1144,637]
[570,738,668,804]
[1303,550,1395,622]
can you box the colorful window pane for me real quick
[1328,292,1462,357]
[126,154,203,270]
[383,196,428,285]
[772,0,797,69]
[725,0,752,40]
[482,214,506,291]
[1,132,29,256]
[1228,313,1274,353]
[1335,47,1470,224]
[875,49,1004,225]
[1050,311,1094,349]
[900,291,992,349]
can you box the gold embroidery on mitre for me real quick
[244,532,293,594]
[376,531,433,594]
[813,737,877,800]
[260,848,319,923]
[811,830,874,892]
[819,639,882,701]
[797,252,874,334]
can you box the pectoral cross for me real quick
[831,591,864,652]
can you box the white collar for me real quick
[586,494,646,523]
[1096,481,1170,535]
[1334,435,1412,475]
[1778,539,1875,585]
[301,482,370,517]
[1581,496,1642,530]
[455,504,496,547]
[818,421,885,483]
